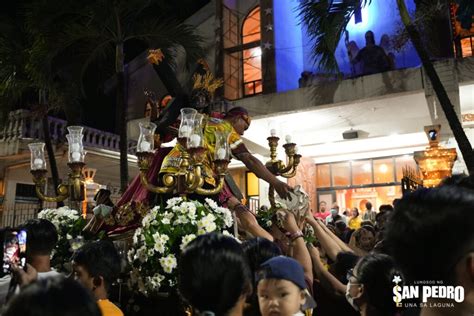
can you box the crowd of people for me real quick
[0,174,473,316]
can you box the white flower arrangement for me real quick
[128,197,233,295]
[37,206,86,271]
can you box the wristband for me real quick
[286,230,303,241]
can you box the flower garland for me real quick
[127,197,234,295]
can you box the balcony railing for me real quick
[0,109,137,156]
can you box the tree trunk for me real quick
[42,113,64,207]
[397,0,474,174]
[116,43,129,192]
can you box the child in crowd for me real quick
[71,241,123,316]
[256,256,316,316]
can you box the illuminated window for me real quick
[242,7,262,96]
[460,36,473,58]
[316,164,331,187]
[246,172,259,197]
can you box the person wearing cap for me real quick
[161,106,293,241]
[256,256,316,316]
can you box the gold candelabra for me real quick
[28,126,86,203]
[136,109,230,197]
[265,131,302,207]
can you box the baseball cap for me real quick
[256,256,317,310]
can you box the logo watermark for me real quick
[392,275,464,308]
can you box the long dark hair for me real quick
[355,254,402,315]
[178,233,251,316]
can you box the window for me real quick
[242,7,262,97]
[460,36,473,58]
[351,160,372,185]
[15,183,39,203]
[316,164,331,187]
[223,6,262,99]
[373,158,394,184]
[331,162,350,186]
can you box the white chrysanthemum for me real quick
[161,217,171,225]
[152,233,169,254]
[205,221,217,232]
[166,197,183,209]
[149,273,165,290]
[205,198,218,210]
[159,254,177,274]
[127,249,135,263]
[133,228,143,245]
[173,214,189,225]
[181,202,196,214]
[266,220,272,227]
[180,234,197,250]
[221,209,233,227]
[142,214,153,228]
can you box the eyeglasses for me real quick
[346,268,358,282]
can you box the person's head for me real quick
[346,253,401,315]
[19,219,58,259]
[179,233,251,315]
[351,207,359,217]
[375,211,391,232]
[365,31,375,46]
[256,256,316,316]
[378,204,393,213]
[224,106,251,136]
[3,276,101,316]
[71,241,121,298]
[330,251,360,284]
[355,226,376,252]
[318,201,327,212]
[385,185,474,311]
[242,237,281,278]
[335,220,347,236]
[365,201,372,211]
[330,207,339,217]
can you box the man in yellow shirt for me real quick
[72,241,124,316]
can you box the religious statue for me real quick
[84,50,292,241]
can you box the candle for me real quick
[180,125,191,137]
[71,151,81,162]
[189,134,201,147]
[270,129,276,137]
[285,135,292,144]
[71,143,80,152]
[33,158,44,169]
[217,148,227,160]
[140,140,151,152]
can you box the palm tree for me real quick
[298,0,474,173]
[0,11,71,207]
[26,0,203,192]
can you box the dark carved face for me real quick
[191,89,211,110]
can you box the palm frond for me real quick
[298,0,371,74]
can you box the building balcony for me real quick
[0,109,137,157]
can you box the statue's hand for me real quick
[273,180,293,200]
